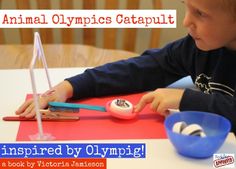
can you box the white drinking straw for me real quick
[29,32,53,140]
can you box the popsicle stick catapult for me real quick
[28,33,136,122]
[2,31,80,121]
[3,32,139,140]
[3,32,79,140]
[29,32,81,140]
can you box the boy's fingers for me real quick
[15,99,33,115]
[150,98,160,112]
[25,109,37,118]
[19,104,34,117]
[134,93,154,112]
[160,110,170,117]
[157,106,166,116]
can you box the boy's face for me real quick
[183,0,236,51]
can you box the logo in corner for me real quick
[213,154,235,168]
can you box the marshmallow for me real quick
[172,121,187,133]
[109,99,133,114]
[172,122,206,137]
[181,124,206,137]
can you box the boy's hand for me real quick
[134,88,184,116]
[15,81,73,118]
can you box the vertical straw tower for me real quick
[29,32,54,140]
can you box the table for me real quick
[0,68,235,169]
[0,44,138,69]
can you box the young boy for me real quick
[16,0,236,134]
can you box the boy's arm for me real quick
[66,36,193,100]
[180,89,236,134]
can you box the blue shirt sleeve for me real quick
[66,36,193,99]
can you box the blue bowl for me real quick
[164,111,231,158]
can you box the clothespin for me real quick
[40,109,79,121]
